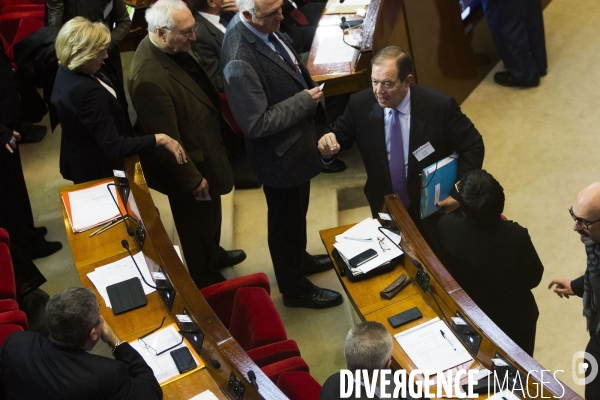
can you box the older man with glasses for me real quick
[0,287,161,399]
[129,0,246,290]
[550,181,600,399]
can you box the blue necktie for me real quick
[389,109,410,208]
[268,33,308,89]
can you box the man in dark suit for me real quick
[320,321,412,400]
[221,0,342,309]
[0,287,161,399]
[318,47,484,250]
[189,0,228,91]
[481,0,547,88]
[129,0,246,289]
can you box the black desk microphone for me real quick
[121,240,160,290]
[107,183,134,237]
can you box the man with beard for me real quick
[549,181,600,398]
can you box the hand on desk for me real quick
[437,196,460,214]
[318,133,340,156]
[548,279,574,299]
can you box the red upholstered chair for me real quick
[200,272,270,329]
[0,299,19,313]
[0,309,28,330]
[277,372,322,400]
[0,228,16,301]
[246,339,301,367]
[262,357,310,384]
[228,287,287,351]
[0,324,23,347]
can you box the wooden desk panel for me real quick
[163,369,227,400]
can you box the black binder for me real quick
[106,277,147,315]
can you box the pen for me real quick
[343,236,372,242]
[440,329,456,351]
[89,216,127,237]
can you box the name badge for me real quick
[103,0,113,19]
[412,142,435,162]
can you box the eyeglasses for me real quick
[138,317,184,356]
[569,207,600,230]
[377,236,391,252]
[161,22,199,39]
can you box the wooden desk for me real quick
[59,156,286,399]
[320,195,582,399]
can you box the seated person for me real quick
[320,321,412,400]
[0,287,162,399]
[437,170,544,356]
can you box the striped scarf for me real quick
[583,243,600,335]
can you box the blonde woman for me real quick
[51,17,186,184]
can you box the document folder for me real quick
[106,277,147,315]
[420,154,458,219]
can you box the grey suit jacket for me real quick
[221,14,325,188]
[128,36,233,196]
[191,12,225,91]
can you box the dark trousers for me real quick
[585,333,600,399]
[481,0,547,82]
[168,193,227,289]
[263,182,315,296]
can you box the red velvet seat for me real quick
[228,287,287,351]
[277,372,322,400]
[0,309,28,330]
[200,272,270,328]
[0,299,19,313]
[0,324,23,347]
[246,339,301,367]
[0,10,44,45]
[0,228,16,300]
[262,356,310,384]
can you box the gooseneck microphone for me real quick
[202,350,221,369]
[107,183,134,237]
[248,370,258,389]
[121,240,161,290]
[340,17,361,50]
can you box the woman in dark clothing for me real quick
[51,17,186,184]
[437,169,544,356]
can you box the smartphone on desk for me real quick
[348,248,378,267]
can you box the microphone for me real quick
[340,17,361,50]
[121,240,161,290]
[107,183,134,237]
[248,370,258,389]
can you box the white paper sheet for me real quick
[67,183,121,232]
[313,27,357,65]
[334,218,402,273]
[130,325,199,384]
[394,318,473,372]
[87,252,156,308]
[189,390,219,400]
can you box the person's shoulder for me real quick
[497,218,529,236]
[319,372,342,400]
[349,87,376,106]
[438,213,466,231]
[410,83,454,107]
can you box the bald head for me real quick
[572,182,600,244]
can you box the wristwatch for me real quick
[110,340,125,353]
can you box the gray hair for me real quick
[237,0,256,16]
[146,0,190,32]
[345,321,393,373]
[46,287,100,349]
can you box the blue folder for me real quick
[420,154,458,219]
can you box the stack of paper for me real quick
[334,218,403,274]
[394,317,473,372]
[62,179,127,233]
[129,324,203,384]
[87,252,156,308]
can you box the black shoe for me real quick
[32,240,62,259]
[302,254,334,276]
[493,71,539,88]
[282,286,343,309]
[218,250,247,267]
[322,158,346,174]
[34,226,48,238]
